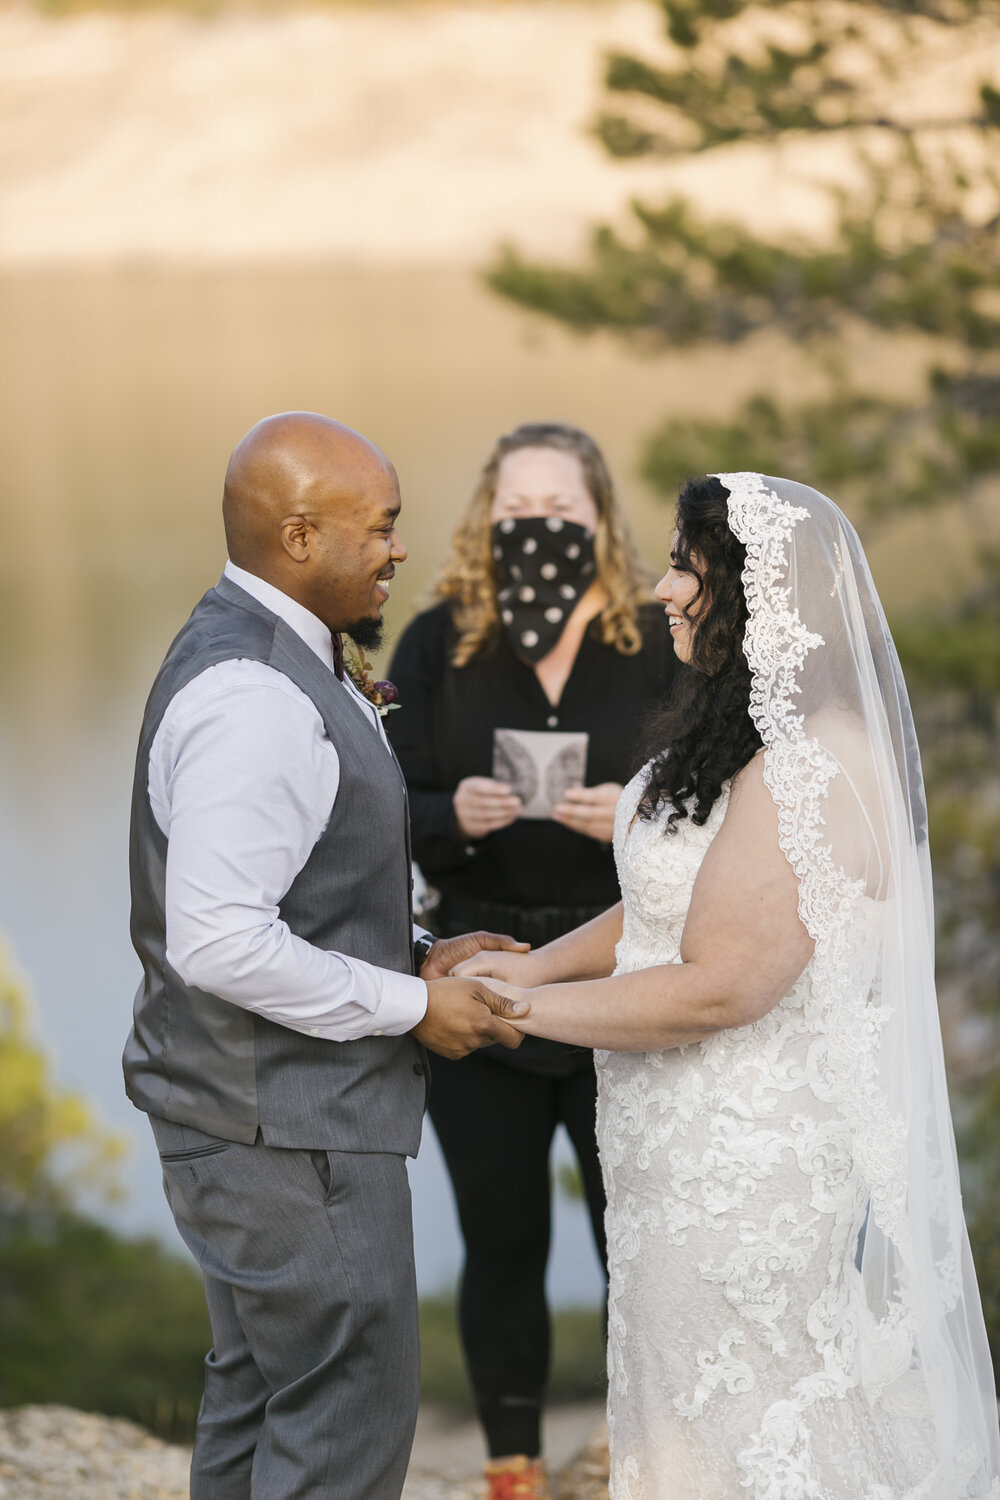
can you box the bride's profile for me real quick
[458,474,1000,1499]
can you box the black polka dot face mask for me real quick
[492,515,597,663]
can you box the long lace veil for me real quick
[714,473,1000,1496]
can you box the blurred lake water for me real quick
[0,264,979,1299]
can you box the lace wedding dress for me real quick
[593,475,1000,1500]
[598,769,896,1498]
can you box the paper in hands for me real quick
[492,728,589,820]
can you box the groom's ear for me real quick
[279,514,312,563]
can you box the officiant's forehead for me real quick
[490,445,597,528]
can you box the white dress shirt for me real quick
[146,560,429,1042]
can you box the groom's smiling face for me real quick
[297,449,407,644]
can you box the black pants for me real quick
[428,1048,608,1459]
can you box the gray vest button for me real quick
[412,1062,425,1077]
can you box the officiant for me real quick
[385,421,679,1500]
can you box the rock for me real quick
[0,1406,190,1500]
[552,1419,609,1500]
[0,1405,610,1499]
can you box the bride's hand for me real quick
[451,947,548,987]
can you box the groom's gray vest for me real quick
[123,574,426,1154]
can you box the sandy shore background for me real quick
[0,0,670,266]
[3,0,995,269]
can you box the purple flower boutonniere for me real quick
[343,644,401,719]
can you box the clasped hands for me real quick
[413,775,621,1061]
[412,930,536,1061]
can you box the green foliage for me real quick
[0,1210,209,1441]
[0,949,207,1437]
[0,1215,604,1439]
[490,176,1000,349]
[896,575,1000,701]
[556,1160,586,1202]
[547,1305,608,1402]
[418,1296,606,1409]
[657,0,992,53]
[600,39,842,154]
[626,0,995,130]
[640,379,1000,518]
[1,1220,606,1438]
[417,1294,470,1407]
[894,550,1000,1057]
[0,945,126,1216]
[602,4,999,155]
[488,1,1000,356]
[968,1190,1000,1378]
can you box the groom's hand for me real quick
[418,930,529,981]
[414,977,530,1059]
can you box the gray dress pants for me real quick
[150,1117,420,1500]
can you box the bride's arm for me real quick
[495,757,815,1051]
[453,902,623,987]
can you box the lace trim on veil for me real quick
[720,472,909,1247]
[719,473,921,1437]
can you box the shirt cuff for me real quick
[370,970,428,1036]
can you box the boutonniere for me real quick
[343,643,400,718]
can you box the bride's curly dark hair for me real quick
[638,475,762,831]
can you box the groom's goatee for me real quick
[345,618,385,653]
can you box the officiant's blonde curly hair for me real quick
[432,422,654,668]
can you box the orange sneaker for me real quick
[484,1454,550,1500]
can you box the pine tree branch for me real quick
[595,106,1000,158]
[487,190,1000,349]
[659,0,999,51]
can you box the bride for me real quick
[457,473,1000,1499]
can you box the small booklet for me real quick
[492,727,589,820]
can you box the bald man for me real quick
[123,413,528,1500]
